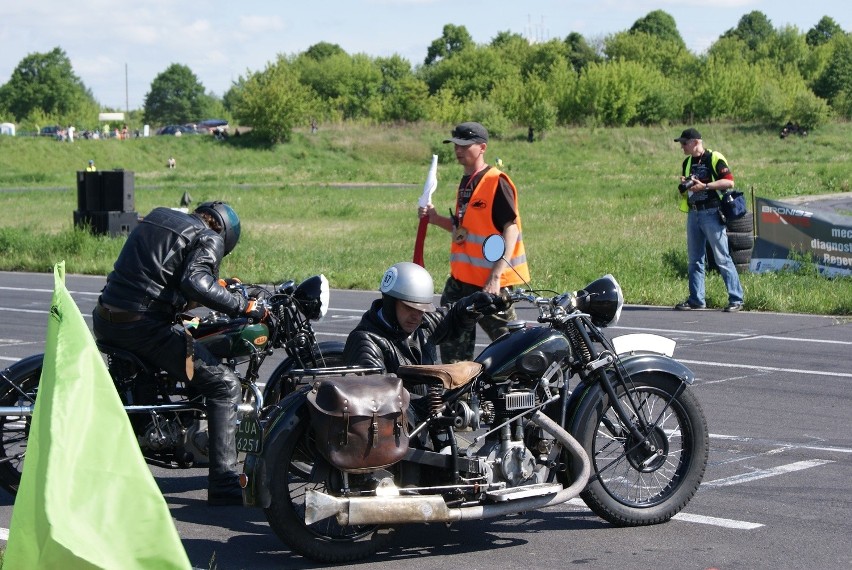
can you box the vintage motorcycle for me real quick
[0,274,345,495]
[241,235,710,563]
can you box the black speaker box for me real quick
[75,170,135,212]
[74,210,139,236]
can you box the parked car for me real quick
[156,125,195,136]
[39,125,61,138]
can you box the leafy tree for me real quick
[604,31,696,77]
[572,60,649,126]
[0,47,97,123]
[418,45,514,100]
[806,16,845,47]
[763,25,811,75]
[722,11,775,51]
[517,77,556,140]
[489,31,531,69]
[375,55,429,122]
[522,40,569,81]
[231,56,315,144]
[303,42,346,61]
[564,32,601,72]
[424,24,474,65]
[143,64,207,126]
[813,34,852,106]
[630,10,685,49]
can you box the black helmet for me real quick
[379,262,436,311]
[194,201,241,255]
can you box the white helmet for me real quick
[379,262,436,311]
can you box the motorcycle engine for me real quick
[477,439,546,488]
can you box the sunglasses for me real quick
[452,127,479,139]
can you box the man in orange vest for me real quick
[418,121,530,362]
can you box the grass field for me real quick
[0,122,850,315]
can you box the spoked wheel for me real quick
[0,359,42,494]
[566,372,708,526]
[264,409,394,563]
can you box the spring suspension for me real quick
[566,320,592,365]
[428,383,443,415]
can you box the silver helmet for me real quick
[379,262,436,311]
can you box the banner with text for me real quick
[750,196,852,277]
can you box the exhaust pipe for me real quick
[305,411,591,526]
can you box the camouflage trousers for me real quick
[438,276,517,363]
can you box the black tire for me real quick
[725,214,753,234]
[730,248,752,265]
[727,231,754,251]
[567,373,708,526]
[262,343,345,414]
[264,408,394,562]
[0,359,42,494]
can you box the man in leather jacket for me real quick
[92,201,265,506]
[343,262,505,374]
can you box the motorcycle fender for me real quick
[562,354,695,433]
[1,353,45,391]
[242,388,310,509]
[261,340,345,402]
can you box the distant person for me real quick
[310,118,318,134]
[673,128,744,312]
[167,156,176,169]
[86,159,97,172]
[417,121,530,363]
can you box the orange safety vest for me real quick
[450,168,530,287]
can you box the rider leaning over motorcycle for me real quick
[343,261,505,374]
[92,201,266,506]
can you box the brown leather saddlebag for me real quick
[306,374,410,473]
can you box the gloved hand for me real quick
[462,291,507,317]
[244,298,268,322]
[218,276,242,288]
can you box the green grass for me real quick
[0,122,850,314]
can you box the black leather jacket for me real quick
[343,298,477,374]
[99,207,246,317]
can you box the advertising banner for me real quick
[750,197,852,277]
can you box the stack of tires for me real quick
[707,213,754,274]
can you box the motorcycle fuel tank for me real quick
[475,325,571,381]
[197,320,270,358]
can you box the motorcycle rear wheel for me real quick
[565,372,708,526]
[0,361,41,494]
[264,409,394,562]
[261,342,345,413]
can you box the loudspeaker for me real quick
[75,170,135,212]
[74,210,139,236]
[100,170,135,212]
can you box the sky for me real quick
[1,0,849,113]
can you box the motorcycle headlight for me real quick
[574,274,623,327]
[294,274,330,321]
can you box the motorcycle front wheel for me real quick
[0,357,42,494]
[264,408,394,563]
[565,372,709,526]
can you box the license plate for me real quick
[236,416,263,454]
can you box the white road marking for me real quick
[702,459,834,488]
[680,358,852,379]
[672,513,764,529]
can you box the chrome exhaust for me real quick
[305,411,591,526]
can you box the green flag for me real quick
[4,262,191,570]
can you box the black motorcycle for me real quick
[241,235,710,563]
[0,274,345,494]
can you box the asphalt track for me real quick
[0,271,850,569]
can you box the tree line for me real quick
[1,10,849,144]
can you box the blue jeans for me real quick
[685,208,744,306]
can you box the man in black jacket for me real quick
[92,201,265,506]
[343,261,504,374]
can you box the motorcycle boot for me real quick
[192,356,243,506]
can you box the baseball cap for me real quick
[674,128,702,143]
[443,122,488,146]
